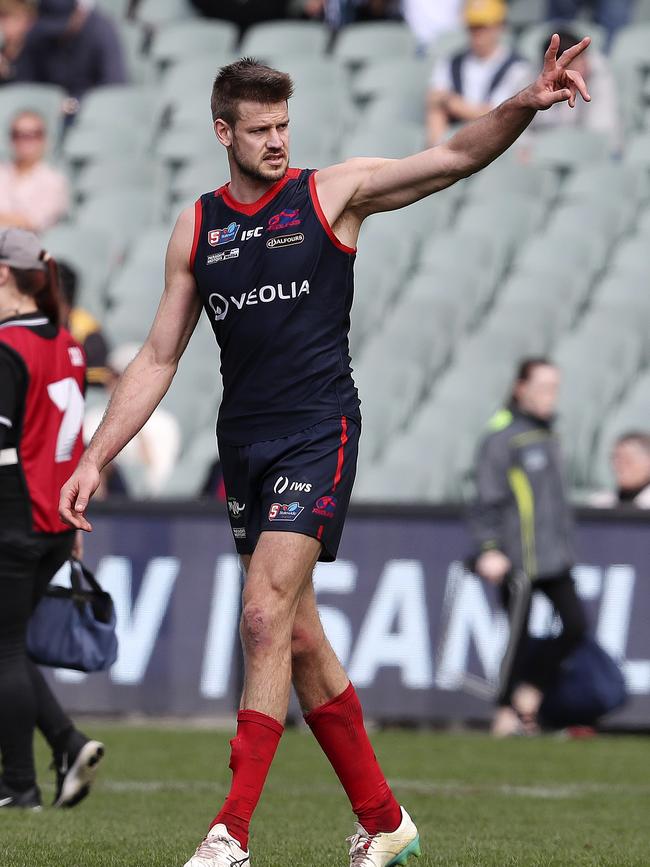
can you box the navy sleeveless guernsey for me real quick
[191,168,361,445]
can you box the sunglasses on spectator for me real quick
[10,128,46,141]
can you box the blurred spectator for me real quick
[547,0,631,48]
[0,0,36,85]
[0,110,69,232]
[426,0,530,145]
[84,343,181,497]
[9,0,127,111]
[532,28,622,154]
[189,0,289,29]
[468,358,586,737]
[57,259,110,389]
[402,0,462,51]
[591,433,650,508]
[303,0,399,28]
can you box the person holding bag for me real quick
[0,228,104,810]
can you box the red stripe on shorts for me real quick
[332,416,348,492]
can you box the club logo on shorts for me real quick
[312,495,337,519]
[208,222,240,246]
[266,232,304,250]
[267,209,301,231]
[268,502,304,522]
[228,498,245,518]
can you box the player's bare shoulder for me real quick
[166,204,197,275]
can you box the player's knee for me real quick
[240,603,275,650]
[290,625,320,661]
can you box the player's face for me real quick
[515,365,560,421]
[227,101,290,183]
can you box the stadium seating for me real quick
[2,7,646,503]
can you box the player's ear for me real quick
[0,264,10,286]
[214,118,232,147]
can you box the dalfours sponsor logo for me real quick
[312,495,337,519]
[266,232,304,250]
[208,280,310,322]
[268,209,301,231]
[273,476,312,494]
[208,222,240,246]
[268,502,304,522]
[207,248,239,265]
[227,498,245,518]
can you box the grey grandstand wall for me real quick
[46,502,650,728]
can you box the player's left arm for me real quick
[317,34,591,230]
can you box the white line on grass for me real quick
[75,780,650,800]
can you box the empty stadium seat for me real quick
[63,123,150,166]
[136,0,197,28]
[241,21,329,57]
[340,121,424,161]
[42,225,113,317]
[76,189,158,253]
[352,58,430,103]
[518,20,606,67]
[334,21,417,65]
[529,128,611,169]
[75,157,160,202]
[151,19,238,68]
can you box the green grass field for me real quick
[1,725,649,867]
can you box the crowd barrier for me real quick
[48,502,650,728]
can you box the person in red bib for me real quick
[60,35,592,867]
[0,228,104,810]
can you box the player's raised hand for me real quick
[524,33,592,111]
[59,460,101,532]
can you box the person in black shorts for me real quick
[60,36,592,867]
[0,229,104,810]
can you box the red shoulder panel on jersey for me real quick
[190,198,203,270]
[308,172,357,255]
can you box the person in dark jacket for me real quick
[469,357,587,736]
[7,0,127,110]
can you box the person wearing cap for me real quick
[2,0,127,108]
[0,228,104,810]
[0,109,69,233]
[426,0,531,145]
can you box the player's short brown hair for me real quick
[211,57,294,125]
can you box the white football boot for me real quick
[183,824,250,866]
[347,807,420,867]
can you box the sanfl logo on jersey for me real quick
[208,222,240,246]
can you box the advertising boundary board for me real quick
[46,502,650,728]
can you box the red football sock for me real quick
[305,683,401,835]
[210,709,284,850]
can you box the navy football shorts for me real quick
[218,416,359,563]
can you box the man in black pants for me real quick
[470,358,587,736]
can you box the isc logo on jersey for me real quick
[209,280,310,322]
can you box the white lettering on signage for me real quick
[435,564,506,690]
[348,560,432,688]
[200,556,242,699]
[314,560,357,664]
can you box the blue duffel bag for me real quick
[26,558,118,672]
[538,637,627,728]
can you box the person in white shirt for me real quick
[0,110,69,233]
[401,0,463,51]
[591,433,650,509]
[426,0,531,145]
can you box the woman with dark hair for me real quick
[0,228,103,809]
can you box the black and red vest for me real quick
[191,168,361,445]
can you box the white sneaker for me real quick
[183,824,250,866]
[347,807,420,867]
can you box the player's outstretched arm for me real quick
[317,34,591,226]
[59,206,202,531]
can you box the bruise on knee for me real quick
[241,604,274,651]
